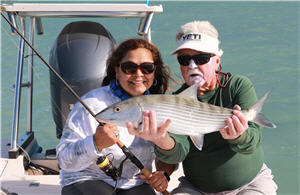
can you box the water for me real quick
[1,1,299,194]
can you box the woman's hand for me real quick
[127,110,175,150]
[220,105,249,140]
[140,171,168,192]
[93,124,120,151]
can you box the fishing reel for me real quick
[97,156,121,181]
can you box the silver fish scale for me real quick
[132,95,233,135]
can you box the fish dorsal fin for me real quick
[177,83,199,100]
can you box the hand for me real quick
[140,171,168,192]
[219,105,249,140]
[127,110,174,150]
[94,124,120,151]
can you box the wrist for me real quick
[155,135,175,151]
[93,135,102,153]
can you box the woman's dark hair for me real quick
[102,38,169,94]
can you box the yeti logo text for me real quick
[182,34,201,41]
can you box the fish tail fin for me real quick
[248,91,277,128]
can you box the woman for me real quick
[57,38,170,195]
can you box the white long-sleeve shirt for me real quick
[56,85,155,189]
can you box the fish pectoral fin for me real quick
[177,83,199,100]
[190,134,205,151]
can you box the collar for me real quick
[110,80,150,101]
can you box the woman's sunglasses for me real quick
[177,53,215,66]
[119,61,155,74]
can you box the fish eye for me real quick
[114,107,120,113]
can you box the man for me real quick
[129,21,278,194]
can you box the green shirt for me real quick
[155,74,264,192]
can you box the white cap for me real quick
[171,21,223,56]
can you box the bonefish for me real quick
[95,84,276,149]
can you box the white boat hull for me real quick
[1,139,60,195]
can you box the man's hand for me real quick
[140,171,168,192]
[220,105,249,140]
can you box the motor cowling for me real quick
[49,21,116,138]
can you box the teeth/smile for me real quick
[132,81,144,84]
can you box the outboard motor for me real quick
[49,21,116,138]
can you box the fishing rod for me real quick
[1,12,169,195]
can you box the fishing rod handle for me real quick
[141,167,152,178]
[141,168,169,195]
[117,140,169,195]
[116,140,124,148]
[162,191,170,195]
[142,168,169,195]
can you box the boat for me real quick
[0,2,171,194]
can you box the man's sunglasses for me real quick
[119,61,155,74]
[177,53,215,66]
